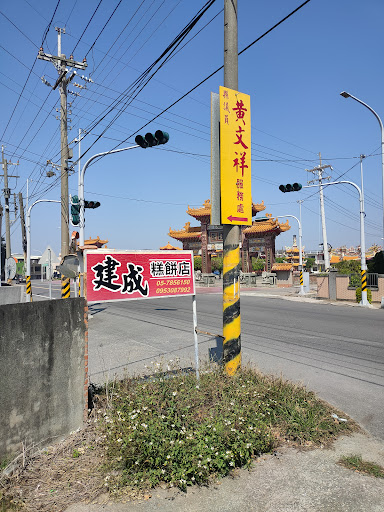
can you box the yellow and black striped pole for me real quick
[61,276,70,299]
[222,0,241,376]
[78,273,81,297]
[26,275,32,301]
[223,227,241,375]
[361,269,367,303]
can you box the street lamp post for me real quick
[304,180,370,307]
[26,199,60,301]
[276,214,305,295]
[340,91,384,245]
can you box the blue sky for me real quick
[1,0,383,258]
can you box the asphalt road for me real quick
[87,293,384,440]
[22,280,76,300]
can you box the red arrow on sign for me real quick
[227,215,248,222]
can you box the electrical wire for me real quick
[70,0,104,55]
[77,0,312,164]
[84,0,123,59]
[0,0,61,142]
[0,11,39,49]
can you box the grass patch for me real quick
[338,455,384,478]
[99,365,352,493]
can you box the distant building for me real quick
[12,245,60,279]
[284,235,306,269]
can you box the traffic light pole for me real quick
[303,180,369,307]
[78,144,139,247]
[78,144,139,296]
[26,199,60,301]
[276,214,305,295]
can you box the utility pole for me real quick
[0,203,3,285]
[306,153,332,270]
[18,193,27,275]
[1,146,19,260]
[222,0,241,375]
[37,27,87,260]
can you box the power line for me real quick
[84,0,123,58]
[0,11,39,48]
[71,0,104,55]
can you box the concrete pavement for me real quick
[64,433,384,512]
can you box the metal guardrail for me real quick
[348,273,378,289]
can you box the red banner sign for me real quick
[85,250,195,303]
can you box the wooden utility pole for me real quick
[222,0,241,375]
[1,146,19,260]
[37,27,87,260]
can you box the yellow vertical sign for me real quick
[220,86,251,226]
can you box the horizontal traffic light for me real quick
[279,183,302,193]
[70,195,80,225]
[135,130,170,148]
[84,200,101,209]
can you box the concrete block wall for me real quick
[317,276,329,298]
[317,275,384,302]
[0,298,87,460]
[0,285,26,305]
[370,277,384,302]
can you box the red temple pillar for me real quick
[265,235,276,272]
[201,222,211,274]
[241,231,250,272]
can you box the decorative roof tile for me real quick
[187,199,266,219]
[169,222,201,241]
[160,241,182,250]
[271,263,293,271]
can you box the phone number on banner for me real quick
[156,286,192,294]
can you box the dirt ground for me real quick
[1,417,108,512]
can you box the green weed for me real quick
[98,365,351,492]
[339,454,384,478]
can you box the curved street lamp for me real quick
[340,91,384,245]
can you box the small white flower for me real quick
[172,391,177,396]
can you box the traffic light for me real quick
[135,130,170,148]
[279,183,302,193]
[70,195,80,225]
[84,200,101,209]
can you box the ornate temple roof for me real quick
[81,236,108,250]
[160,241,182,250]
[271,263,293,271]
[84,236,108,245]
[186,199,266,220]
[243,213,290,237]
[168,222,201,241]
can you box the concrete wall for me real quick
[317,275,384,302]
[317,276,329,298]
[276,271,293,287]
[0,285,26,305]
[0,298,87,460]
